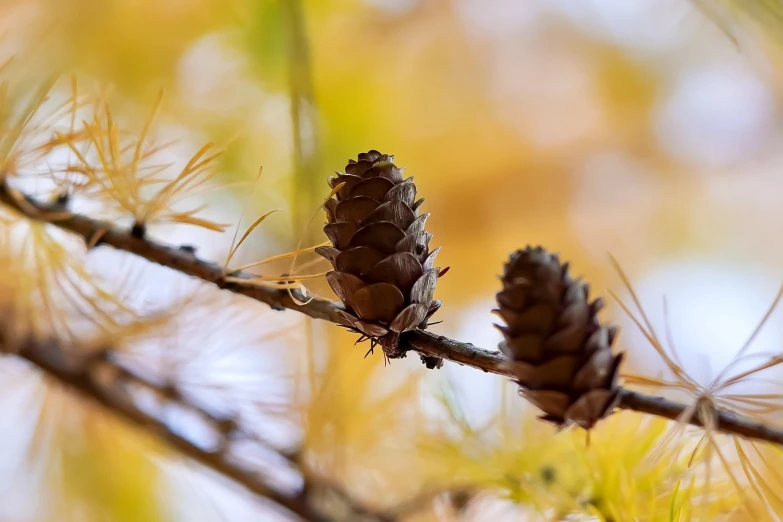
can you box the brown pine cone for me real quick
[316,151,441,360]
[495,246,623,429]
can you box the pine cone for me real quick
[494,246,623,429]
[316,151,442,359]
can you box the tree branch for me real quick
[0,331,330,522]
[4,181,783,448]
[0,324,411,521]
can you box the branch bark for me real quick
[3,182,783,450]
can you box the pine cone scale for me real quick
[335,247,384,276]
[325,272,365,304]
[314,246,339,264]
[390,303,429,332]
[349,222,405,252]
[324,222,357,249]
[350,177,394,199]
[351,283,405,323]
[410,268,438,303]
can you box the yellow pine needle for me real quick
[608,254,662,342]
[128,140,179,163]
[284,253,329,275]
[662,296,689,375]
[711,436,756,516]
[226,271,328,284]
[287,182,345,307]
[0,78,72,181]
[221,277,305,290]
[714,366,783,400]
[225,165,265,269]
[77,122,136,210]
[644,400,699,467]
[57,96,227,231]
[21,84,87,148]
[717,356,783,392]
[1,79,56,158]
[107,111,122,172]
[720,392,783,402]
[1,218,139,340]
[24,385,62,474]
[609,254,700,390]
[68,76,78,138]
[678,476,697,521]
[716,397,783,416]
[229,242,329,273]
[709,283,783,389]
[148,147,224,212]
[303,349,422,478]
[223,209,282,270]
[132,90,164,173]
[40,234,133,331]
[173,180,248,200]
[750,441,783,494]
[610,289,699,392]
[31,235,70,337]
[688,435,708,468]
[622,374,698,393]
[734,439,783,512]
[161,213,229,232]
[669,479,682,521]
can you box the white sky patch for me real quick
[570,150,665,263]
[176,31,294,182]
[362,0,420,15]
[546,0,690,54]
[489,47,604,150]
[176,32,255,115]
[455,0,545,38]
[438,299,509,429]
[653,64,776,167]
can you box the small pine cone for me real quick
[316,151,442,359]
[495,246,624,430]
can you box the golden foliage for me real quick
[0,216,138,342]
[302,332,427,508]
[2,0,783,520]
[46,397,164,522]
[0,75,84,183]
[59,92,228,231]
[416,378,743,522]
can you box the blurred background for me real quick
[2,0,783,520]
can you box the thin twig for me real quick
[4,182,783,448]
[617,389,783,445]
